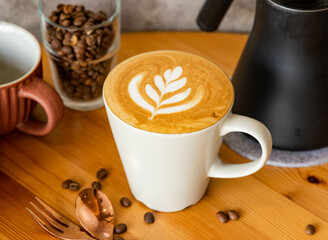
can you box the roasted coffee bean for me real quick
[82,92,91,100]
[96,35,102,46]
[76,85,89,93]
[102,36,113,48]
[61,46,73,55]
[86,35,96,46]
[95,11,107,22]
[80,73,88,79]
[73,17,87,27]
[120,197,132,207]
[62,38,70,46]
[50,15,59,23]
[71,61,80,70]
[96,29,104,35]
[55,31,64,40]
[144,212,155,224]
[57,50,64,56]
[91,181,102,190]
[216,211,229,223]
[61,19,71,27]
[63,4,73,14]
[62,179,73,189]
[70,80,79,86]
[75,5,84,12]
[83,21,95,28]
[91,71,99,80]
[72,11,85,20]
[86,10,95,19]
[74,92,83,98]
[85,51,93,58]
[113,236,125,240]
[76,39,86,49]
[114,223,127,234]
[305,224,315,235]
[69,181,80,191]
[96,75,105,85]
[79,61,88,67]
[57,4,64,11]
[76,53,85,61]
[59,13,69,21]
[227,210,239,220]
[64,31,72,39]
[51,39,62,51]
[69,35,78,46]
[74,46,85,55]
[84,78,93,86]
[96,168,108,179]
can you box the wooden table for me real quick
[1,32,328,239]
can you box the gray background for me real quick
[0,0,255,39]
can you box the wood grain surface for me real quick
[1,32,328,239]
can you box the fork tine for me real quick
[35,196,70,226]
[29,201,65,231]
[27,197,96,240]
[25,207,65,239]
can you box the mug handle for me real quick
[208,113,272,178]
[16,77,65,136]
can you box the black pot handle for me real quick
[197,0,234,32]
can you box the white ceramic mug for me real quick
[104,99,272,212]
[103,51,272,212]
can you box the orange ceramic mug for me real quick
[0,22,64,136]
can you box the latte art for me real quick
[128,66,202,119]
[104,51,234,134]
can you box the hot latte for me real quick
[103,51,234,133]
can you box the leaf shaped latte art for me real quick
[128,66,202,120]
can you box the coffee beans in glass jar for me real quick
[39,0,120,110]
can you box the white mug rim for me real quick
[102,50,236,136]
[0,21,41,87]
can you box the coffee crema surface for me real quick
[104,51,234,133]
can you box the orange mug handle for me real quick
[17,78,65,136]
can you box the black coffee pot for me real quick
[197,0,328,150]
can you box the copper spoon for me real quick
[75,188,114,240]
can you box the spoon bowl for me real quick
[76,188,114,240]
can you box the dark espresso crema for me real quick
[103,51,234,133]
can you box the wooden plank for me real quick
[221,144,328,223]
[0,171,56,240]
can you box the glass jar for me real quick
[38,0,120,110]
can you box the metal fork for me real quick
[26,196,95,240]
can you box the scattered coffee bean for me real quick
[307,176,320,184]
[114,223,127,234]
[227,210,239,220]
[91,181,102,190]
[120,197,132,207]
[62,179,73,189]
[113,236,125,240]
[69,181,80,191]
[97,168,108,180]
[144,212,155,224]
[305,224,315,235]
[46,3,115,101]
[216,211,229,223]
